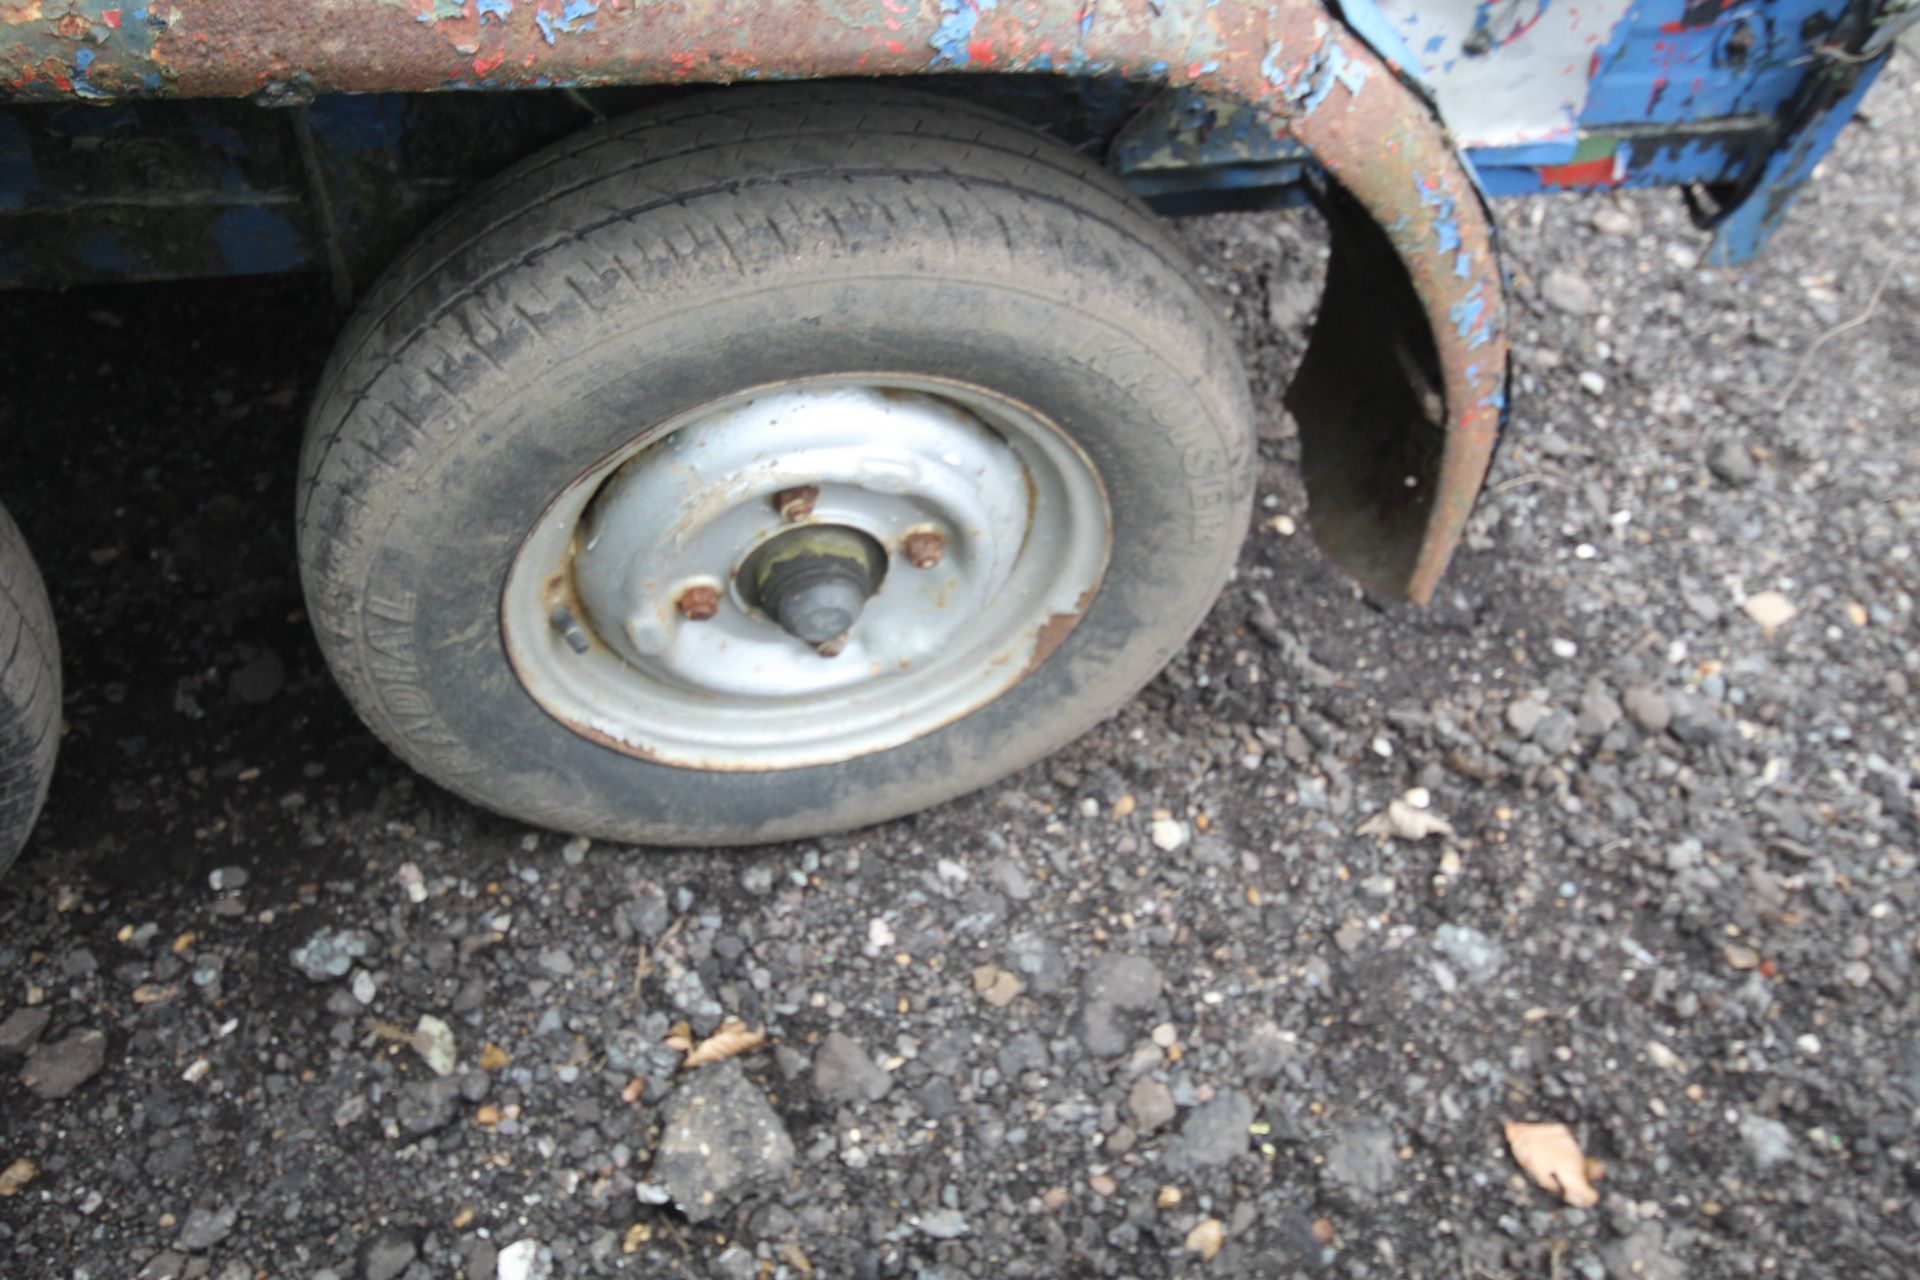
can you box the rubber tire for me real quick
[0,501,59,873]
[297,85,1255,846]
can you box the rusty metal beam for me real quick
[2,0,1508,604]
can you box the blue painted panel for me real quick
[211,206,312,275]
[1708,49,1887,263]
[1582,0,1858,126]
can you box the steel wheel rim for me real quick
[501,376,1111,771]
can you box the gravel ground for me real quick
[1,51,1916,1280]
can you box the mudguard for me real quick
[1,1,1510,604]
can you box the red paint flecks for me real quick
[967,39,994,64]
[885,38,904,52]
[1500,5,1551,46]
[102,9,121,28]
[472,50,506,77]
[1538,155,1620,188]
[1646,75,1668,112]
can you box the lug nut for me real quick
[547,604,591,654]
[771,485,819,522]
[675,584,721,621]
[903,530,946,569]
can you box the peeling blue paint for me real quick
[929,3,978,66]
[1415,177,1462,260]
[70,47,115,102]
[417,0,467,24]
[930,0,998,68]
[1334,0,1433,88]
[1280,33,1370,116]
[477,0,513,22]
[1260,41,1286,87]
[535,0,598,45]
[1448,285,1489,349]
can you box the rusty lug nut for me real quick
[903,530,946,569]
[814,632,850,659]
[675,584,721,621]
[771,485,819,522]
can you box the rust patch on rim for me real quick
[1024,585,1099,679]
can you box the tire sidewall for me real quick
[317,260,1250,843]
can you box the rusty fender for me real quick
[1,1,1509,604]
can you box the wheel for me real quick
[0,500,59,872]
[298,85,1254,846]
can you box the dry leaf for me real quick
[0,1158,36,1197]
[1184,1218,1226,1262]
[1742,590,1797,636]
[774,1242,813,1274]
[679,1019,767,1069]
[1357,799,1455,842]
[1504,1121,1600,1208]
[662,1019,694,1055]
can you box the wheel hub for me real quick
[501,379,1110,770]
[741,525,888,653]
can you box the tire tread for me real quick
[0,501,60,872]
[298,85,1250,842]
